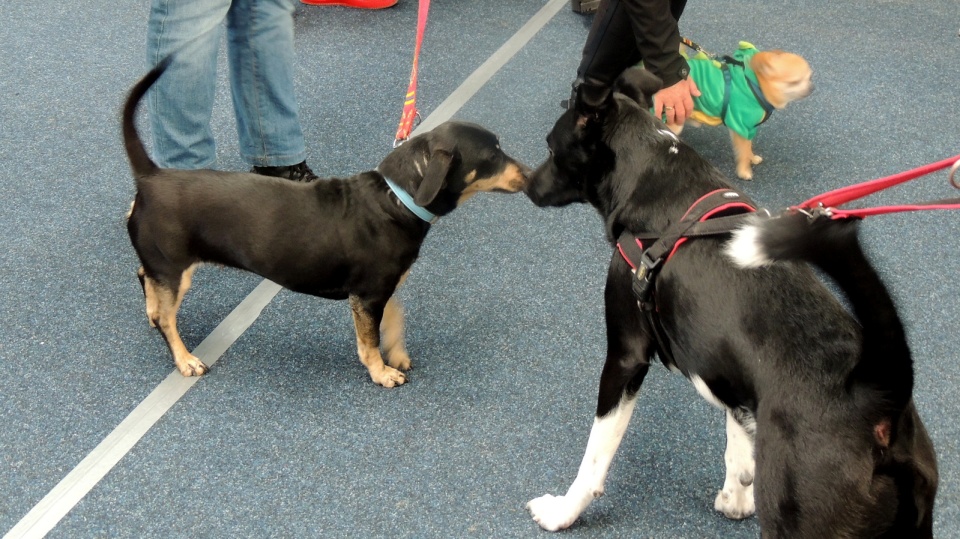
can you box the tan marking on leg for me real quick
[381,297,411,371]
[176,264,197,308]
[350,295,406,387]
[126,200,136,219]
[154,282,208,376]
[730,130,758,181]
[141,270,161,328]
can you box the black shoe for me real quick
[252,160,319,182]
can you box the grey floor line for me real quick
[3,1,566,537]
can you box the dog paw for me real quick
[175,355,209,377]
[714,484,755,520]
[751,154,763,165]
[372,365,407,388]
[736,167,754,181]
[527,494,579,531]
[386,351,412,371]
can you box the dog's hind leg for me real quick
[140,268,160,328]
[528,272,652,531]
[350,295,406,388]
[149,271,208,377]
[381,297,411,371]
[714,408,757,519]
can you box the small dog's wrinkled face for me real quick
[751,50,814,109]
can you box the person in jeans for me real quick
[146,0,395,181]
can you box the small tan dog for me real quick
[667,41,813,180]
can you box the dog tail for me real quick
[122,57,170,178]
[726,212,913,414]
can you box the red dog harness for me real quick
[616,188,756,364]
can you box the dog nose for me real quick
[517,162,533,179]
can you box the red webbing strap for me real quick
[795,155,960,215]
[394,0,430,145]
[827,200,960,219]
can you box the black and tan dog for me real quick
[123,60,528,387]
[524,67,937,536]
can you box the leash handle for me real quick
[394,0,430,146]
[797,154,960,210]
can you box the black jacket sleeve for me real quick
[575,0,688,108]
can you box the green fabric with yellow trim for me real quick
[686,41,771,140]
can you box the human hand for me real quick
[653,77,701,125]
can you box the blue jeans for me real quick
[146,0,306,169]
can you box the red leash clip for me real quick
[394,0,430,147]
[793,154,960,219]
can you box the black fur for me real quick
[525,66,937,536]
[123,59,528,385]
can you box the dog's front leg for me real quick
[380,296,411,371]
[527,393,641,531]
[528,269,651,531]
[729,130,762,180]
[714,408,756,519]
[349,295,406,388]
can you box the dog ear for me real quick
[614,67,663,109]
[415,146,455,206]
[750,50,782,78]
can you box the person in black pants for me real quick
[573,0,700,125]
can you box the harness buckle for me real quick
[632,252,662,308]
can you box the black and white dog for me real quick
[524,67,938,537]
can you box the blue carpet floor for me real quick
[1,1,958,537]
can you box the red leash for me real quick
[394,0,430,146]
[793,155,960,219]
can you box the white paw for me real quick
[527,494,579,532]
[714,483,755,520]
[751,154,763,165]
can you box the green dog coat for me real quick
[685,41,774,140]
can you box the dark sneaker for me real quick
[252,161,319,182]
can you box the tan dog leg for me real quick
[730,130,762,180]
[139,267,159,327]
[151,275,208,376]
[381,297,411,371]
[350,295,406,388]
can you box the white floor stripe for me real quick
[4,2,565,537]
[417,0,567,134]
[5,280,281,539]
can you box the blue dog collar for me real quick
[382,175,438,224]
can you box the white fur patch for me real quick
[691,375,726,410]
[714,410,757,519]
[725,219,770,268]
[528,395,639,531]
